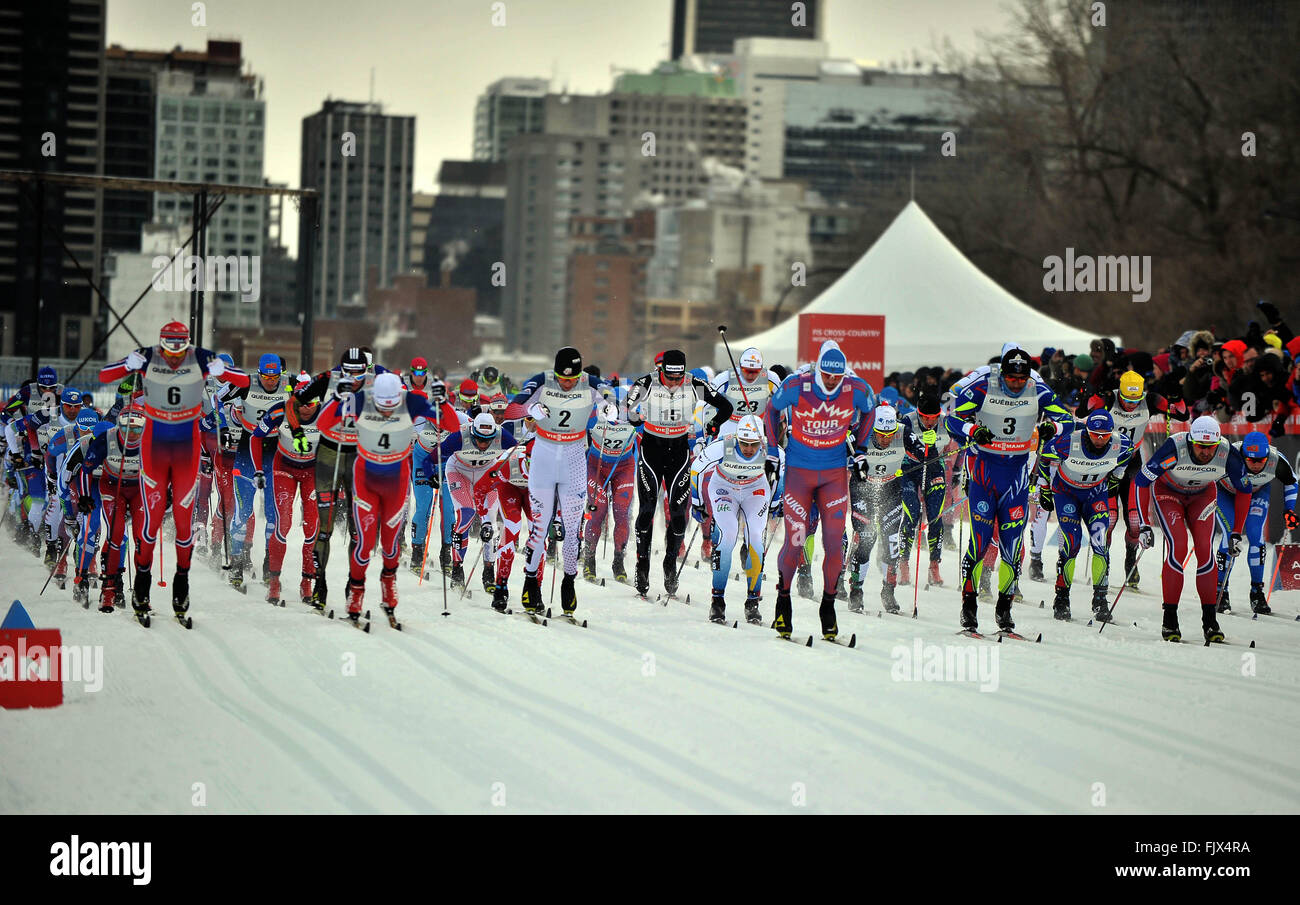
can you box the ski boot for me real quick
[1052,585,1071,621]
[582,550,597,583]
[450,562,466,589]
[262,552,271,584]
[819,592,839,641]
[836,568,848,600]
[960,590,979,632]
[491,584,510,613]
[43,540,58,568]
[312,574,328,610]
[560,572,577,615]
[744,593,762,625]
[228,560,245,590]
[172,568,191,622]
[927,559,943,588]
[482,561,496,594]
[300,573,315,605]
[772,589,794,638]
[795,561,815,600]
[994,592,1015,631]
[612,550,628,584]
[978,568,993,601]
[709,590,726,625]
[1092,586,1113,623]
[1029,552,1044,582]
[881,580,901,615]
[520,571,543,614]
[1161,604,1181,642]
[1250,582,1270,615]
[1216,586,1231,614]
[848,574,864,614]
[380,565,399,622]
[662,551,680,598]
[897,555,911,587]
[1124,545,1139,589]
[132,570,152,622]
[440,542,452,575]
[98,575,120,614]
[634,554,651,598]
[267,571,282,605]
[345,578,366,626]
[410,542,425,575]
[1202,604,1225,643]
[72,569,90,605]
[53,556,68,590]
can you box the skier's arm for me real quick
[1275,456,1299,513]
[407,393,459,433]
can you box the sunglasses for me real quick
[411,368,427,376]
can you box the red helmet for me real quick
[411,356,428,371]
[160,321,190,354]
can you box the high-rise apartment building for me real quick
[473,77,548,162]
[671,0,823,59]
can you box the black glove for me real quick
[1107,474,1122,495]
[480,523,494,542]
[764,457,779,486]
[7,452,24,469]
[705,420,723,440]
[1258,299,1282,325]
[219,427,233,448]
[1036,420,1056,444]
[78,494,94,515]
[45,477,56,498]
[254,470,265,490]
[1038,485,1054,513]
[971,425,995,445]
[1138,525,1155,549]
[1227,533,1243,557]
[692,501,707,523]
[1286,509,1299,531]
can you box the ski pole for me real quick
[39,536,69,596]
[1099,545,1147,633]
[671,519,702,588]
[436,434,449,616]
[716,324,753,410]
[458,528,486,602]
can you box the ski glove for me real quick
[480,523,494,542]
[1036,420,1056,444]
[770,499,783,520]
[527,402,550,422]
[1228,533,1243,557]
[1038,485,1054,513]
[125,349,147,371]
[292,430,312,455]
[207,357,226,378]
[1286,509,1299,531]
[77,494,93,515]
[970,425,995,445]
[765,456,780,487]
[602,401,620,424]
[254,470,265,490]
[1138,525,1155,549]
[705,419,723,439]
[921,428,937,446]
[853,453,870,483]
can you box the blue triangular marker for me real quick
[1,600,35,630]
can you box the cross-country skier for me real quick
[693,414,784,625]
[945,347,1072,633]
[895,393,953,588]
[473,438,540,612]
[435,412,516,590]
[846,404,927,614]
[254,392,325,606]
[1034,408,1134,622]
[314,371,456,626]
[583,386,637,585]
[503,347,617,615]
[226,353,288,586]
[625,349,732,598]
[1134,415,1254,642]
[765,340,876,640]
[81,404,145,612]
[99,321,250,625]
[1213,430,1298,615]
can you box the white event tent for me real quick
[715,201,1108,374]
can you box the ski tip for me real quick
[600,578,606,587]
[848,634,857,648]
[1038,600,1045,608]
[804,635,813,647]
[997,634,1003,643]
[1249,639,1256,648]
[1086,619,1094,626]
[732,621,738,628]
[1034,633,1042,643]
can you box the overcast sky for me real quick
[106,0,1015,255]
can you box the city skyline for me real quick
[105,0,1013,257]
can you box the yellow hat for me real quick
[1264,332,1283,349]
[1119,370,1145,401]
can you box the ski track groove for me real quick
[542,609,1071,812]
[152,628,376,813]
[396,624,768,813]
[183,624,446,814]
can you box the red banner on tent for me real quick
[798,314,886,392]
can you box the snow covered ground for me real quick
[4,513,1300,815]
